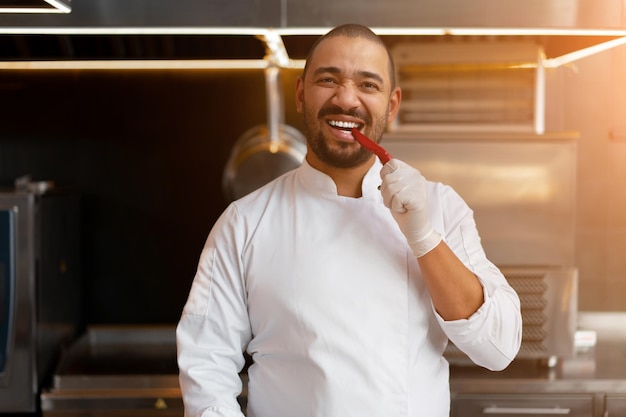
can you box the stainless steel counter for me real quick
[40,325,183,417]
[41,313,626,416]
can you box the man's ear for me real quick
[295,76,304,113]
[387,87,402,124]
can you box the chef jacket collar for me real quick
[298,158,384,200]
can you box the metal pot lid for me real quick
[222,123,306,202]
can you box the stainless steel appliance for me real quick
[0,181,81,413]
[383,132,579,363]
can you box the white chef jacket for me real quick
[177,159,522,417]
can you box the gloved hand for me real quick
[380,159,442,258]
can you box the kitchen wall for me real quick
[0,40,624,323]
[556,42,626,311]
[0,68,305,324]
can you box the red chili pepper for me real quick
[351,128,392,165]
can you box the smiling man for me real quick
[297,31,398,178]
[177,24,522,417]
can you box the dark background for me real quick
[0,67,305,324]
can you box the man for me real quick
[177,24,522,417]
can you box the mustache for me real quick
[318,105,371,125]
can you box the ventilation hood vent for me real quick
[390,40,546,134]
[0,0,625,62]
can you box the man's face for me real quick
[296,35,401,169]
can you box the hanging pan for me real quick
[222,61,306,202]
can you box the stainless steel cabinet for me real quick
[451,394,595,417]
[606,396,626,416]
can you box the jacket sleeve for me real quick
[431,184,523,371]
[176,205,251,417]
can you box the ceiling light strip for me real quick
[1,26,626,36]
[0,0,70,14]
[0,59,306,70]
[0,27,271,35]
[0,8,68,14]
[441,28,626,37]
[545,36,626,67]
[279,27,626,37]
[44,0,71,13]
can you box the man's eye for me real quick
[317,78,337,85]
[362,82,380,91]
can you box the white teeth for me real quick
[328,120,358,129]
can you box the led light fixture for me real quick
[0,0,71,14]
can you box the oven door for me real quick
[0,207,15,382]
[0,192,37,413]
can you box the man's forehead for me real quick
[307,36,390,78]
[313,35,384,56]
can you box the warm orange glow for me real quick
[545,37,626,67]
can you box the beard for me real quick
[302,102,389,169]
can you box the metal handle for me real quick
[264,62,282,147]
[483,406,571,415]
[261,31,289,149]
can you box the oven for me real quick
[0,181,82,413]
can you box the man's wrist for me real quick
[409,228,442,258]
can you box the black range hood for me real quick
[0,0,624,61]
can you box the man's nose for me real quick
[332,84,360,110]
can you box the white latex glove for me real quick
[380,159,442,258]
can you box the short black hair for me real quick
[302,24,397,89]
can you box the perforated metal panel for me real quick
[508,270,552,358]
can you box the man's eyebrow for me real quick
[312,66,341,77]
[312,66,385,85]
[360,70,385,85]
